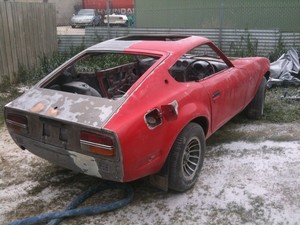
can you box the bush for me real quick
[0,46,84,126]
[268,35,287,62]
[229,33,258,57]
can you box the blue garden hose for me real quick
[8,182,134,225]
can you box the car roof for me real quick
[87,35,212,55]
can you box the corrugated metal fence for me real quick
[58,27,300,57]
[0,2,57,83]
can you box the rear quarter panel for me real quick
[111,56,270,182]
[105,66,211,182]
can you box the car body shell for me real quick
[4,35,270,183]
[104,14,128,26]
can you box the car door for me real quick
[202,67,248,132]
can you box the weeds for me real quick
[229,33,258,57]
[0,46,84,125]
[18,45,85,85]
[0,77,20,126]
[264,87,300,123]
[268,35,286,62]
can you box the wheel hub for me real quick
[182,137,201,179]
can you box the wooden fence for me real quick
[0,2,57,83]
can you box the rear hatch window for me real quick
[42,53,159,100]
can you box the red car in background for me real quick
[4,35,269,192]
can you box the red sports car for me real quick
[4,35,269,191]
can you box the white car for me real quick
[104,14,128,26]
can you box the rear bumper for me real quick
[10,133,124,182]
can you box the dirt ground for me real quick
[57,26,85,35]
[0,121,300,225]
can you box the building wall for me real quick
[49,0,82,25]
[135,0,300,32]
[0,0,82,25]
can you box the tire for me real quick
[245,77,267,119]
[71,25,76,28]
[123,21,129,27]
[168,123,205,192]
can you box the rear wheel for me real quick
[168,123,205,192]
[245,77,267,119]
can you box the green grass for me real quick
[0,78,21,126]
[206,86,300,146]
[264,86,300,123]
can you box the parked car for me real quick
[70,9,101,28]
[4,35,269,192]
[103,13,128,26]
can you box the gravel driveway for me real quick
[1,122,300,225]
[57,26,85,35]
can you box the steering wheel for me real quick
[185,59,215,81]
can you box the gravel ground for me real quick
[57,26,85,35]
[0,122,300,225]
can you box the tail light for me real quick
[80,131,115,156]
[6,114,28,133]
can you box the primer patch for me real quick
[70,151,102,178]
[31,102,46,113]
[95,105,113,122]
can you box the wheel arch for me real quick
[165,114,210,153]
[190,116,209,137]
[149,115,210,191]
[264,71,270,81]
[149,99,210,190]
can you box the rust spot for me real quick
[47,107,59,117]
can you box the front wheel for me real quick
[168,123,205,192]
[245,77,267,119]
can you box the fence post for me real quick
[218,0,224,50]
[106,0,111,39]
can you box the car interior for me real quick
[44,53,158,99]
[43,48,229,99]
[169,56,228,82]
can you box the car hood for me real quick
[5,88,123,128]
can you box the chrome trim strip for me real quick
[80,140,114,150]
[6,119,27,129]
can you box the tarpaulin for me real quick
[267,48,300,88]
